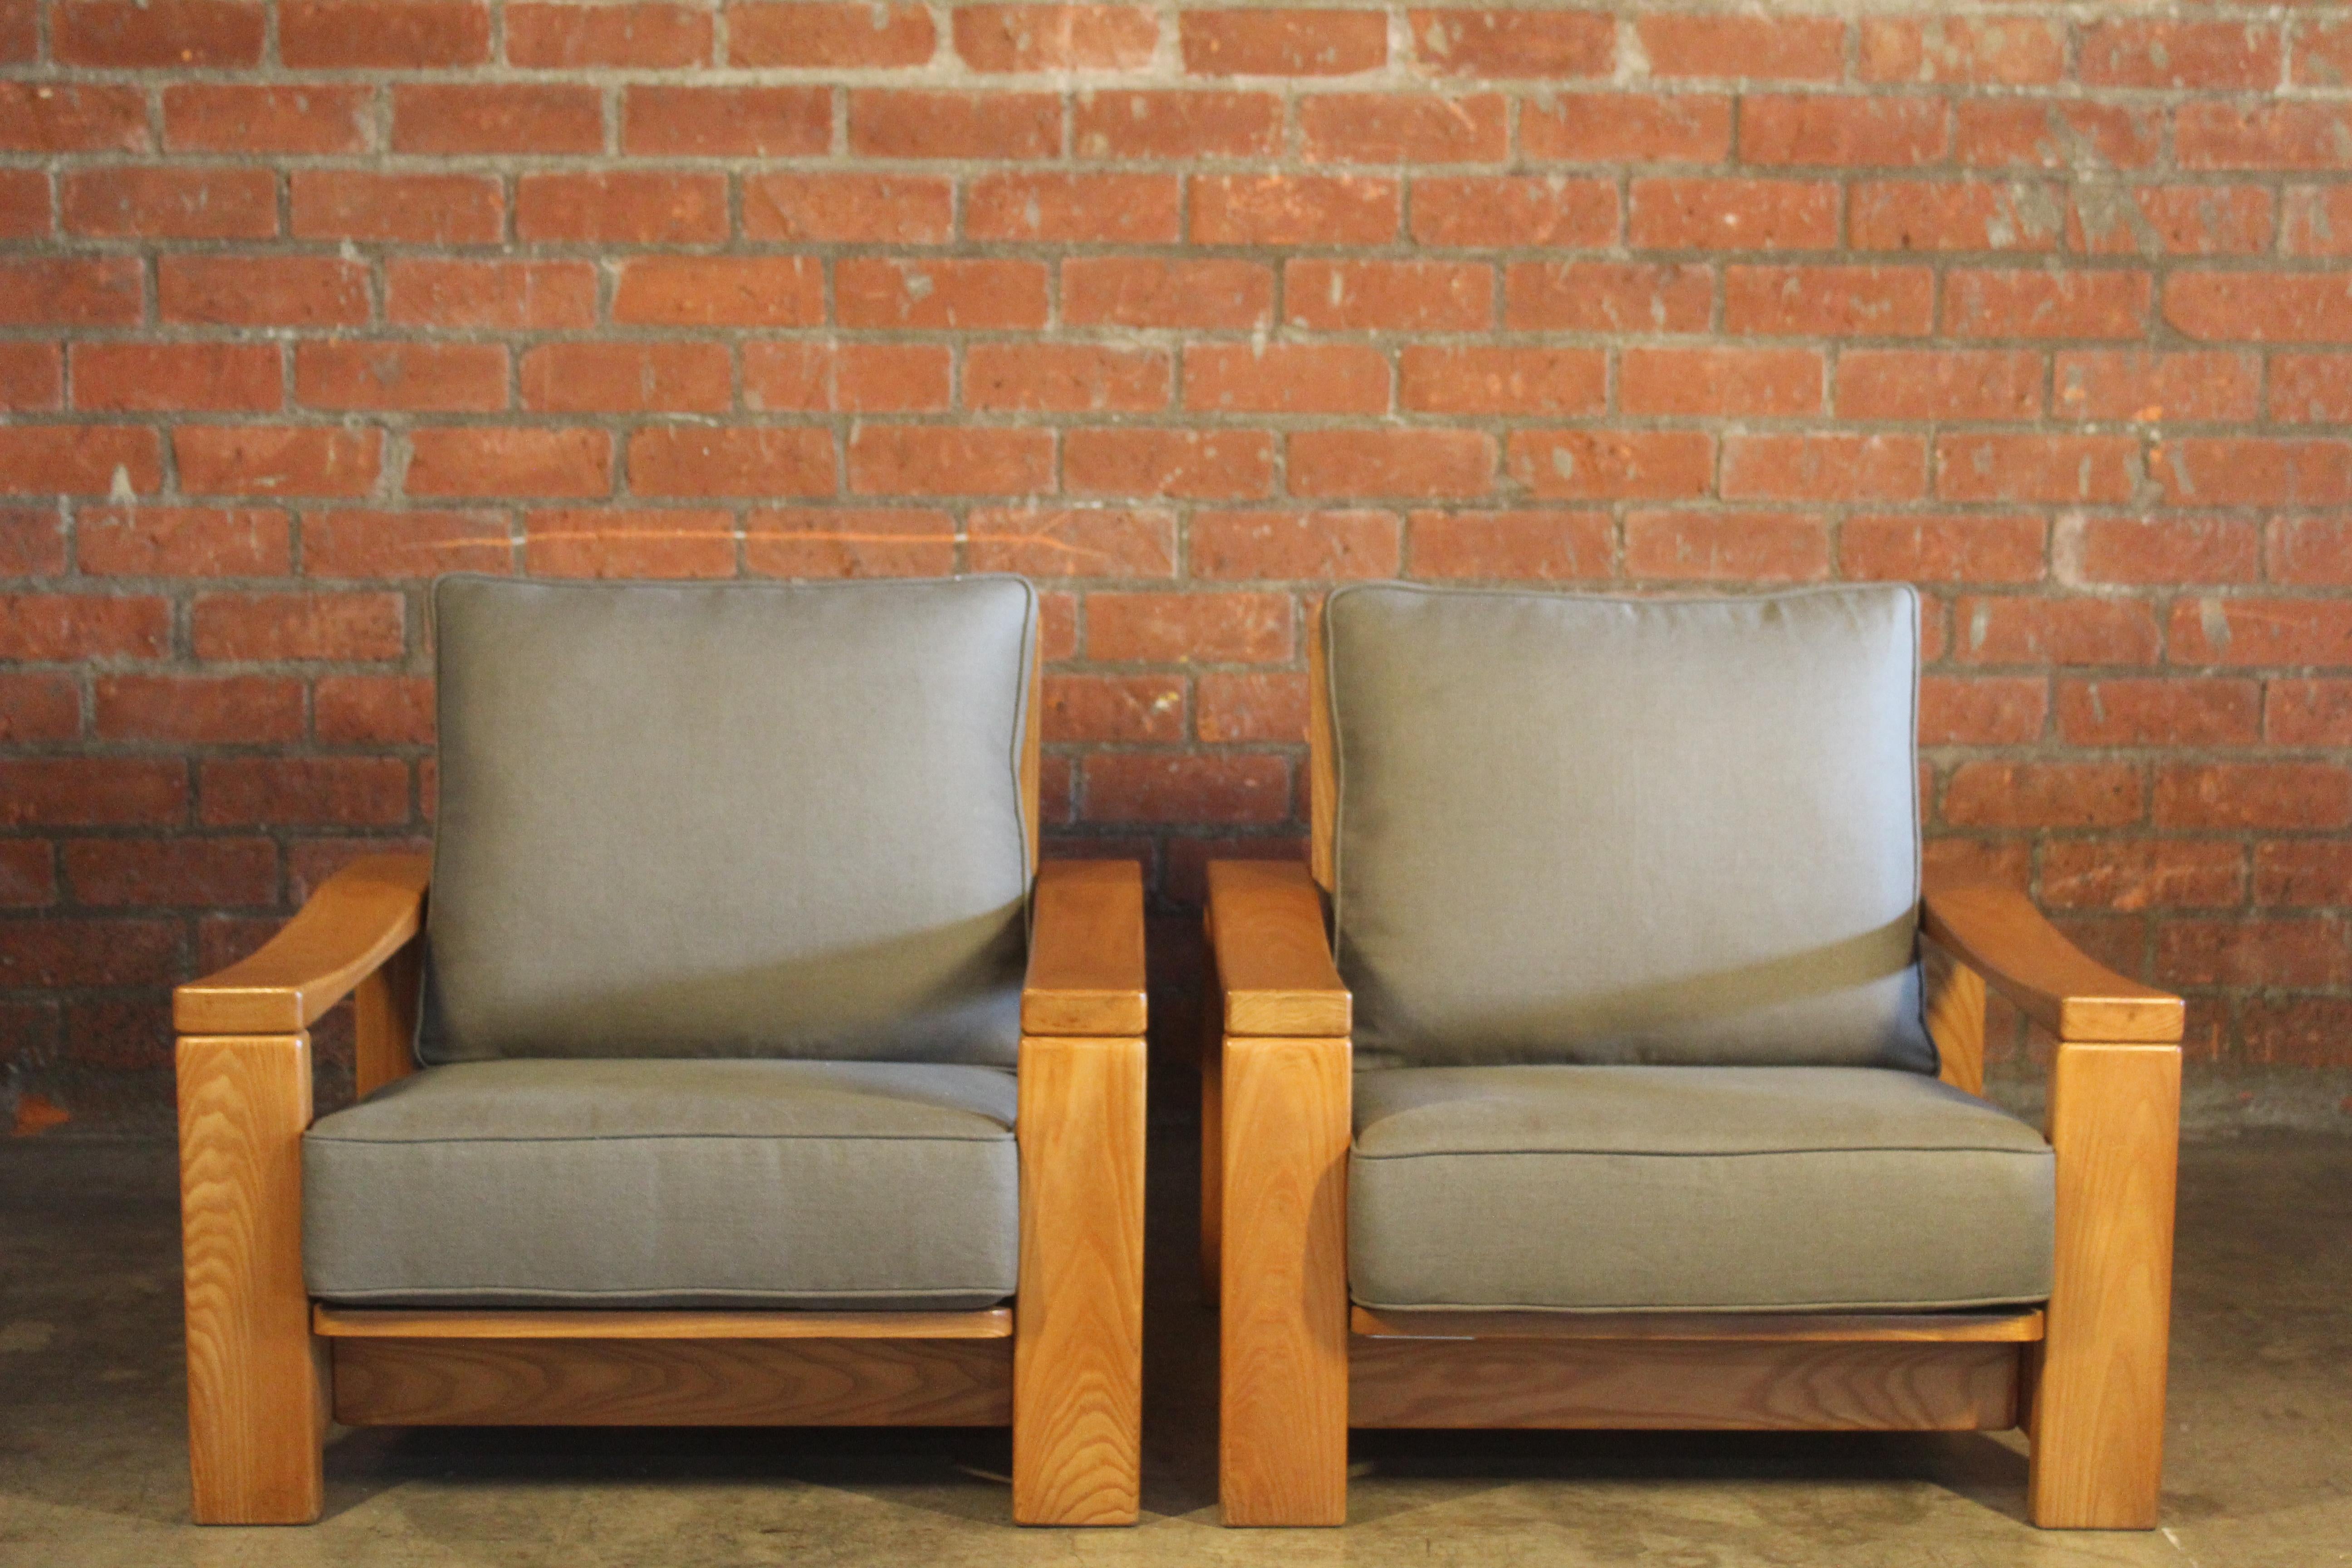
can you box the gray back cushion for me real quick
[1324,583,1932,1071]
[422,575,1035,1066]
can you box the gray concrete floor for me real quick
[2,1130,2347,1567]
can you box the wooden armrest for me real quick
[174,854,430,1036]
[1206,860,1351,1039]
[1921,882,2183,1045]
[1021,859,1147,1037]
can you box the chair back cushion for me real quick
[421,575,1035,1065]
[1323,583,1933,1071]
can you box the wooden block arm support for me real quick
[1022,859,1147,1038]
[1922,881,2183,1045]
[175,854,431,1037]
[1206,860,1352,1039]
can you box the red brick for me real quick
[745,509,957,580]
[2177,104,2352,171]
[2082,21,2281,90]
[1184,343,1385,415]
[1842,514,2043,584]
[1408,509,1612,581]
[1086,591,1292,662]
[1084,753,1289,825]
[968,172,1181,245]
[2055,676,2260,747]
[0,672,77,742]
[744,342,951,414]
[1191,175,1398,245]
[520,342,732,414]
[1936,434,2140,505]
[1721,433,1923,502]
[1399,346,1604,416]
[386,260,596,329]
[0,916,179,984]
[516,172,725,245]
[1724,265,1933,337]
[397,83,602,154]
[1192,510,1401,580]
[1924,838,2032,893]
[0,593,167,659]
[744,173,951,244]
[2044,839,2245,912]
[1639,13,1842,79]
[2268,517,2352,587]
[1740,96,1948,167]
[1918,675,2047,745]
[1945,270,2151,341]
[1286,259,1490,332]
[728,2,932,67]
[161,255,368,329]
[1073,90,1281,160]
[1860,18,2065,85]
[0,83,146,152]
[1181,8,1384,75]
[78,507,289,577]
[1954,100,2159,169]
[65,838,277,908]
[628,427,835,499]
[175,426,381,498]
[54,0,262,65]
[1291,429,1493,500]
[0,168,44,239]
[2156,765,2352,831]
[1523,93,1730,164]
[1632,178,1837,251]
[2071,186,2273,260]
[2067,517,2258,588]
[279,0,488,66]
[1851,181,2064,253]
[1062,257,1272,330]
[1042,673,1186,745]
[851,90,1058,159]
[315,675,435,745]
[1836,348,2039,421]
[1196,672,1308,745]
[2295,19,2352,88]
[0,508,64,575]
[292,171,502,245]
[2054,351,2258,425]
[191,591,403,661]
[2152,438,2352,508]
[1066,429,1274,500]
[1942,762,2145,829]
[1510,430,1715,500]
[837,258,1048,330]
[296,341,505,413]
[613,257,824,328]
[1953,595,2160,666]
[1622,347,1823,417]
[2285,186,2352,260]
[1505,261,1712,333]
[2243,998,2352,1068]
[2256,840,2352,906]
[200,757,411,827]
[508,2,710,67]
[2164,918,2350,988]
[2170,598,2352,668]
[72,343,279,414]
[1625,510,1829,582]
[623,86,827,157]
[0,0,27,58]
[968,507,1175,578]
[301,508,510,578]
[1411,176,1614,249]
[0,341,55,411]
[0,427,161,496]
[407,427,611,499]
[0,258,141,327]
[1299,93,1507,165]
[0,838,57,904]
[3,760,182,833]
[1406,7,1610,76]
[63,167,274,240]
[964,343,1166,412]
[847,426,1052,497]
[953,4,1155,71]
[2166,273,2352,345]
[523,509,736,579]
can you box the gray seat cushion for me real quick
[1349,1065,2053,1313]
[1323,583,1932,1071]
[423,575,1036,1066]
[304,1060,1019,1308]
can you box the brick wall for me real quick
[3,0,2349,1124]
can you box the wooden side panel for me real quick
[1922,936,1987,1097]
[1350,1338,2021,1431]
[178,1034,324,1525]
[1350,1307,2044,1343]
[1921,882,2181,1044]
[1207,860,1351,1039]
[1220,1035,1351,1527]
[352,936,420,1099]
[314,1306,1013,1340]
[1021,860,1148,1038]
[333,1337,1013,1427]
[1012,1035,1147,1526]
[2029,1041,2180,1530]
[174,854,429,1035]
[1023,617,1041,875]
[1306,609,1336,893]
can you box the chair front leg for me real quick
[178,1033,326,1525]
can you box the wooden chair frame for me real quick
[1199,621,2183,1529]
[176,643,1147,1528]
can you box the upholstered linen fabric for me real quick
[422,575,1035,1066]
[1348,1065,2053,1312]
[304,1059,1020,1308]
[1323,583,1932,1070]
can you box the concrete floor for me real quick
[2,1130,2347,1568]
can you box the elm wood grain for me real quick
[1922,882,2183,1045]
[1021,859,1147,1038]
[174,854,430,1037]
[1012,1034,1147,1526]
[331,1337,1014,1427]
[1922,935,1988,1097]
[1220,1033,1351,1528]
[178,1033,324,1525]
[352,933,421,1099]
[314,1306,1014,1340]
[1349,1338,2022,1431]
[2029,1040,2180,1530]
[1350,1307,2045,1343]
[1307,608,1337,893]
[1206,860,1351,1039]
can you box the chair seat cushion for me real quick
[304,1059,1019,1309]
[1349,1065,2054,1313]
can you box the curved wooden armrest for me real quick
[1021,859,1147,1037]
[1206,860,1351,1039]
[174,854,430,1036]
[1922,882,2182,1045]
